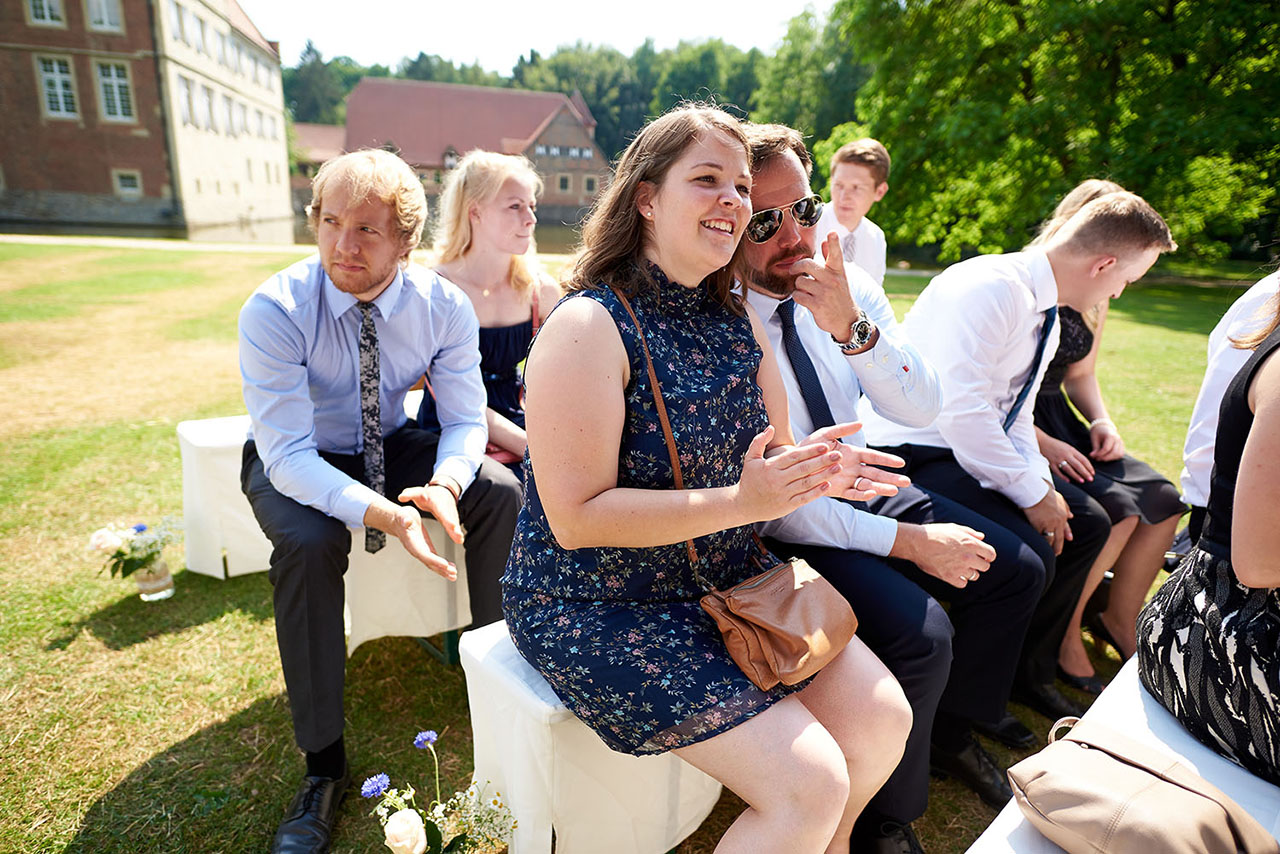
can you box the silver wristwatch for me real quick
[833,315,876,354]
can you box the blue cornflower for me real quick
[131,523,148,533]
[361,773,390,799]
[414,730,438,749]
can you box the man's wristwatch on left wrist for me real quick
[833,315,876,354]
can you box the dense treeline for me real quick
[282,0,1279,260]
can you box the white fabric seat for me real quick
[175,391,470,654]
[968,658,1280,852]
[459,620,724,854]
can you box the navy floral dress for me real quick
[502,268,809,755]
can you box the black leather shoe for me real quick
[864,820,926,854]
[930,737,1013,810]
[973,711,1037,750]
[1056,665,1106,696]
[1012,681,1085,721]
[271,766,350,854]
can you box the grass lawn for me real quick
[0,238,1253,853]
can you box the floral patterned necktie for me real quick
[358,301,385,553]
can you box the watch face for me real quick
[851,318,874,347]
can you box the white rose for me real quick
[89,529,125,553]
[383,808,427,854]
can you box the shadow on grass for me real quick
[47,570,273,651]
[1113,281,1256,336]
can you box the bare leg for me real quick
[674,637,910,854]
[1059,515,1138,678]
[1099,514,1181,659]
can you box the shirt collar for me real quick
[323,265,406,321]
[1024,249,1059,313]
[741,281,785,324]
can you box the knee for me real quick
[775,731,852,831]
[468,462,523,521]
[871,678,914,770]
[268,511,349,583]
[1073,497,1112,548]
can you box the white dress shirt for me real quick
[815,204,888,287]
[860,250,1060,509]
[747,263,941,555]
[1179,271,1280,507]
[239,256,488,528]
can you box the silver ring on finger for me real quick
[970,572,980,582]
[1042,529,1055,539]
[854,476,866,491]
[1058,460,1069,469]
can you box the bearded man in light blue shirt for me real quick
[238,149,521,854]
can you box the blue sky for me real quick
[237,0,828,72]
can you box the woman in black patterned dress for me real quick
[1137,295,1280,785]
[502,104,911,853]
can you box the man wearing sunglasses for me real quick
[738,123,1047,853]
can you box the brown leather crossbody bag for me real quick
[612,287,857,691]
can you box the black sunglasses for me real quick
[745,195,824,244]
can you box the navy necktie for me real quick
[1003,305,1058,432]
[357,301,386,553]
[776,299,835,431]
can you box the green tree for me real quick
[398,52,502,86]
[837,0,1280,259]
[649,39,755,116]
[283,40,344,124]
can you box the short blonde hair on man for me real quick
[831,138,891,185]
[432,150,544,295]
[306,149,427,261]
[1054,191,1177,258]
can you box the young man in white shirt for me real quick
[738,123,1047,851]
[860,192,1176,729]
[813,137,891,286]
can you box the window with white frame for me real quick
[558,174,571,193]
[177,75,193,125]
[443,151,458,169]
[194,83,211,130]
[166,0,181,40]
[268,115,278,139]
[216,32,228,66]
[87,0,123,31]
[235,101,247,135]
[223,94,235,136]
[201,85,216,131]
[37,56,77,117]
[581,148,593,160]
[96,62,134,121]
[28,0,64,25]
[112,169,142,199]
[254,109,264,138]
[549,146,560,157]
[195,17,208,55]
[534,144,546,156]
[568,147,580,159]
[585,176,597,194]
[234,42,244,74]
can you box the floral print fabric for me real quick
[502,270,807,755]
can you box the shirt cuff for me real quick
[334,482,382,529]
[1007,472,1052,509]
[432,456,478,495]
[855,512,899,557]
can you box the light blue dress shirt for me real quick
[238,255,487,529]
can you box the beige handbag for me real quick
[1008,715,1280,854]
[611,287,858,691]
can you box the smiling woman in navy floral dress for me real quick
[501,104,911,854]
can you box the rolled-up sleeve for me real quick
[758,495,898,556]
[239,293,379,528]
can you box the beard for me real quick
[743,250,808,297]
[323,256,400,297]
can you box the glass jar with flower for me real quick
[363,729,515,854]
[88,518,181,601]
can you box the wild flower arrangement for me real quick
[88,518,181,579]
[363,729,515,854]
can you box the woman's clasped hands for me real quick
[735,421,911,522]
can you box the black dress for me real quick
[1137,325,1280,786]
[1033,306,1185,525]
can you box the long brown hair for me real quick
[565,102,750,314]
[1232,291,1280,350]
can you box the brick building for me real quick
[0,0,292,243]
[343,78,609,226]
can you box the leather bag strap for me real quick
[609,287,708,579]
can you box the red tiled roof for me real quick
[225,0,277,57]
[294,123,345,164]
[344,78,599,168]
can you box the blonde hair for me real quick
[1052,191,1177,259]
[1029,179,1126,247]
[306,149,427,262]
[433,150,544,295]
[831,138,890,185]
[567,102,750,314]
